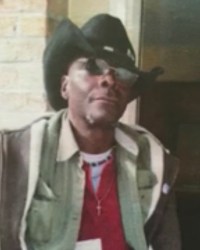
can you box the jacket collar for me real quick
[56,112,79,161]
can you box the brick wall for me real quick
[0,0,48,129]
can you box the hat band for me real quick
[102,45,135,61]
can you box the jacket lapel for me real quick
[116,145,148,250]
[19,119,48,250]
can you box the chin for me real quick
[85,112,120,127]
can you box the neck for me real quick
[68,114,116,154]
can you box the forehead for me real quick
[67,57,110,76]
[68,57,113,69]
[68,57,88,72]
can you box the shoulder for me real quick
[117,122,179,173]
[0,109,66,152]
[0,113,57,162]
[0,113,53,138]
[117,122,169,154]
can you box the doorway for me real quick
[139,82,200,249]
[139,0,200,247]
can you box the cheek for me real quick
[70,74,95,95]
[67,79,93,110]
[70,73,100,101]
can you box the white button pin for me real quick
[162,183,170,194]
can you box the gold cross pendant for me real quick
[96,201,101,216]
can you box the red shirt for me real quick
[78,158,131,250]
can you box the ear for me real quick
[61,75,69,101]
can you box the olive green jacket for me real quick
[0,110,181,250]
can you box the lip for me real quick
[93,97,118,104]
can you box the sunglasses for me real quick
[84,58,139,86]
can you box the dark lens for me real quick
[85,58,103,75]
[115,68,139,86]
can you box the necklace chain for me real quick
[87,155,111,167]
[94,176,114,216]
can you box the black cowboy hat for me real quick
[43,14,163,110]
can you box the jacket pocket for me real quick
[26,198,55,243]
[137,170,157,220]
[137,169,157,189]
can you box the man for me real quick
[0,14,181,250]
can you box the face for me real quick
[61,57,137,127]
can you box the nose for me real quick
[99,68,116,88]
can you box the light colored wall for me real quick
[47,0,69,37]
[68,0,109,25]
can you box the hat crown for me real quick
[81,14,135,61]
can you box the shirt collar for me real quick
[57,114,139,162]
[56,113,79,162]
